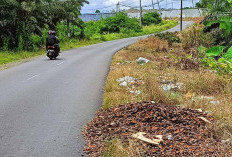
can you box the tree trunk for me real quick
[67,14,70,37]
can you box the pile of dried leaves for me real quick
[83,102,230,156]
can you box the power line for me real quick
[82,0,196,12]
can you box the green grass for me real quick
[0,51,44,65]
[0,20,178,66]
[90,20,178,41]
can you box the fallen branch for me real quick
[198,117,212,124]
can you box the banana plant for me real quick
[203,0,232,37]
[204,15,232,37]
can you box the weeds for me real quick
[102,35,232,155]
[103,139,141,157]
[181,24,215,49]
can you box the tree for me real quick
[95,10,100,13]
[195,0,231,12]
[143,12,162,26]
[0,0,89,50]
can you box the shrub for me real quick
[56,22,68,42]
[143,12,162,26]
[181,24,215,49]
[31,34,42,50]
[84,21,102,39]
[72,18,85,39]
[99,12,142,34]
[3,37,10,51]
[156,32,181,44]
[201,57,232,76]
[56,18,85,41]
[18,35,23,51]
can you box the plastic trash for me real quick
[136,57,150,64]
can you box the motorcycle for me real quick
[47,45,59,60]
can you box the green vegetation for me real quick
[0,51,44,65]
[0,6,177,66]
[143,12,162,26]
[0,0,88,51]
[188,0,232,76]
[196,0,231,12]
[88,20,177,41]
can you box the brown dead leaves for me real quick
[83,102,230,156]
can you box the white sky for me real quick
[81,0,201,13]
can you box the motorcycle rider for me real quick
[46,30,60,53]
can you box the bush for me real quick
[56,18,85,41]
[84,21,102,39]
[143,12,162,26]
[156,32,181,44]
[181,24,215,49]
[99,12,142,34]
[3,37,10,51]
[72,18,85,39]
[201,57,232,76]
[31,34,42,50]
[56,22,69,42]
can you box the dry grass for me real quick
[103,35,232,152]
[164,17,204,24]
[180,24,215,49]
[103,139,142,157]
[130,36,169,52]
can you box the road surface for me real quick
[0,21,193,157]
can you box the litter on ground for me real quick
[83,102,229,157]
[161,80,183,91]
[136,57,150,64]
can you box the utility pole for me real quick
[116,2,119,12]
[152,0,154,10]
[119,2,120,12]
[140,0,142,26]
[166,0,167,10]
[180,0,183,31]
[157,0,161,13]
[172,2,173,10]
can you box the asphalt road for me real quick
[0,21,193,157]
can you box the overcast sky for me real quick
[81,0,201,13]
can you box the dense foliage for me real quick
[0,5,165,52]
[192,0,232,75]
[196,0,232,12]
[0,0,88,51]
[84,12,142,39]
[143,12,162,26]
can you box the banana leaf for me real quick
[205,46,225,57]
[223,46,232,59]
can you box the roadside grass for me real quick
[0,50,44,65]
[103,139,142,157]
[0,20,177,67]
[165,17,204,23]
[91,20,178,41]
[102,36,232,155]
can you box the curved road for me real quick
[0,21,193,157]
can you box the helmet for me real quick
[48,30,53,35]
[48,30,56,35]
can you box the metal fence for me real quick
[80,9,206,22]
